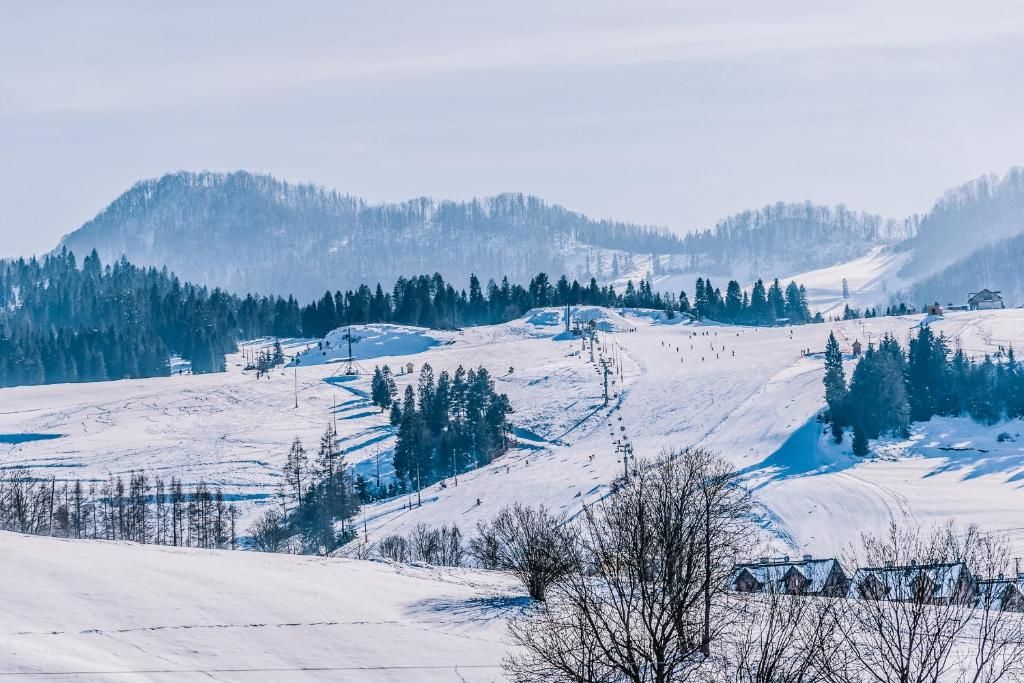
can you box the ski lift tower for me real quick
[332,326,366,377]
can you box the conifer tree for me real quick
[823,332,847,443]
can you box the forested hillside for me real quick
[909,232,1024,308]
[898,167,1024,280]
[59,171,685,300]
[0,249,301,386]
[677,202,912,279]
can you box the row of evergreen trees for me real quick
[686,277,816,325]
[300,272,818,338]
[823,327,1024,455]
[0,469,238,549]
[298,273,670,337]
[835,302,915,321]
[375,363,513,491]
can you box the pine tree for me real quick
[852,421,869,456]
[823,332,847,443]
[370,365,393,412]
[284,437,308,509]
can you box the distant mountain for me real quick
[677,202,911,282]
[58,171,685,300]
[57,171,905,300]
[898,167,1024,281]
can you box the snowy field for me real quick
[0,533,518,681]
[2,307,1024,556]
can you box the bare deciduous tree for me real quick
[248,508,289,553]
[376,534,410,563]
[506,448,751,683]
[477,503,573,602]
[831,524,999,683]
[721,586,839,683]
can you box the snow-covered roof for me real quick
[729,557,842,593]
[968,289,1003,303]
[976,576,1024,610]
[848,562,971,601]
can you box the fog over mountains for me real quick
[56,167,1024,306]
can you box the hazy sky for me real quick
[2,0,1023,257]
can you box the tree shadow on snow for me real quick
[736,417,856,490]
[406,595,533,623]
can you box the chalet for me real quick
[851,339,863,357]
[976,575,1024,612]
[968,289,1005,311]
[729,555,849,597]
[926,302,943,316]
[848,561,976,605]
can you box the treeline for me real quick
[1,248,819,388]
[383,363,512,491]
[823,326,1024,455]
[0,469,238,549]
[298,273,667,337]
[680,202,912,275]
[0,249,302,387]
[300,272,819,337]
[685,276,817,325]
[62,171,688,300]
[834,301,915,321]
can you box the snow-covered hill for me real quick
[56,171,684,300]
[3,307,1024,557]
[0,532,518,681]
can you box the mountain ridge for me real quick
[58,170,903,300]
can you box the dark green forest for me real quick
[823,326,1024,455]
[1,248,816,388]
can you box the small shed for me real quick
[968,289,1005,311]
[852,339,863,357]
[405,362,415,375]
[926,302,943,316]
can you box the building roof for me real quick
[848,562,970,601]
[968,289,1003,303]
[976,575,1024,609]
[729,556,842,593]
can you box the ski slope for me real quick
[0,532,518,681]
[781,245,913,318]
[2,308,1024,556]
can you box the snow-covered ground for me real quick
[0,532,519,681]
[291,324,448,367]
[3,306,1024,679]
[2,308,1024,555]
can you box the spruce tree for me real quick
[823,332,847,443]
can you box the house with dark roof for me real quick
[968,289,1005,311]
[848,561,976,605]
[729,555,848,597]
[976,575,1024,612]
